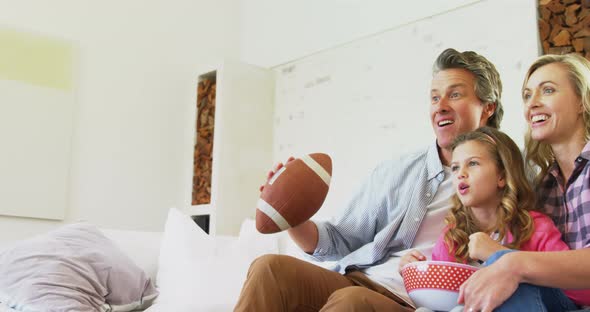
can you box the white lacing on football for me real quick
[257,198,291,231]
[301,155,331,186]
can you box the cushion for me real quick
[100,229,162,281]
[0,222,158,312]
[147,208,279,312]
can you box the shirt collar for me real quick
[548,140,590,178]
[426,141,445,181]
[579,140,590,160]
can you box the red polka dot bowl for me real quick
[401,260,478,311]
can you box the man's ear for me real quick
[481,102,496,126]
[485,102,496,118]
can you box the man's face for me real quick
[430,69,491,152]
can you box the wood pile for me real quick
[192,79,216,205]
[539,0,590,59]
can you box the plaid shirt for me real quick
[537,141,590,250]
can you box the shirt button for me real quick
[426,193,431,197]
[414,218,420,222]
[576,157,583,163]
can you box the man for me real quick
[234,48,503,311]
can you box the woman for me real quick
[458,54,590,311]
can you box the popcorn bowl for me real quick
[401,260,478,311]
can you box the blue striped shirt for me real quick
[311,142,447,273]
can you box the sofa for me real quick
[0,208,315,312]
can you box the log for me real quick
[539,18,551,40]
[540,6,552,21]
[573,37,585,51]
[574,27,590,38]
[548,46,574,54]
[579,8,590,20]
[565,4,580,26]
[546,0,565,14]
[550,24,563,41]
[552,29,572,46]
[550,13,565,27]
[543,40,550,54]
[192,78,217,205]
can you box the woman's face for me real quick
[522,63,584,145]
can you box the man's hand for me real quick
[458,253,520,312]
[468,232,508,262]
[398,250,426,273]
[259,157,295,192]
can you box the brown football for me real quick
[256,153,332,234]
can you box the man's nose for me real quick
[435,97,450,112]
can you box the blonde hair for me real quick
[445,127,535,263]
[522,54,590,186]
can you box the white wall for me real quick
[0,0,541,242]
[239,0,481,67]
[0,0,240,242]
[270,0,541,220]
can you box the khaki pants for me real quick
[234,254,414,312]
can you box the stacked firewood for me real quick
[538,0,590,59]
[192,79,216,205]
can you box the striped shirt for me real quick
[311,142,446,273]
[537,141,590,250]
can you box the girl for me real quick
[433,127,551,266]
[401,127,587,311]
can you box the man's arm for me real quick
[287,220,319,254]
[459,248,590,312]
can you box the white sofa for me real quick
[0,209,319,312]
[103,209,314,312]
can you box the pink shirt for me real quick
[432,211,590,306]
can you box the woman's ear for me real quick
[498,173,506,189]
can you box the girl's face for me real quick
[451,140,506,209]
[523,63,584,145]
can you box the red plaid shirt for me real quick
[537,141,590,250]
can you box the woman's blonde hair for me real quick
[522,54,590,186]
[444,127,535,263]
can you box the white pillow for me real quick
[0,223,158,312]
[148,208,279,312]
[100,229,162,281]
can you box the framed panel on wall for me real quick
[0,27,76,220]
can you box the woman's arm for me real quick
[459,248,590,311]
[511,248,590,288]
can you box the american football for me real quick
[256,153,332,234]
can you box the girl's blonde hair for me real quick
[522,54,590,186]
[444,127,535,263]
